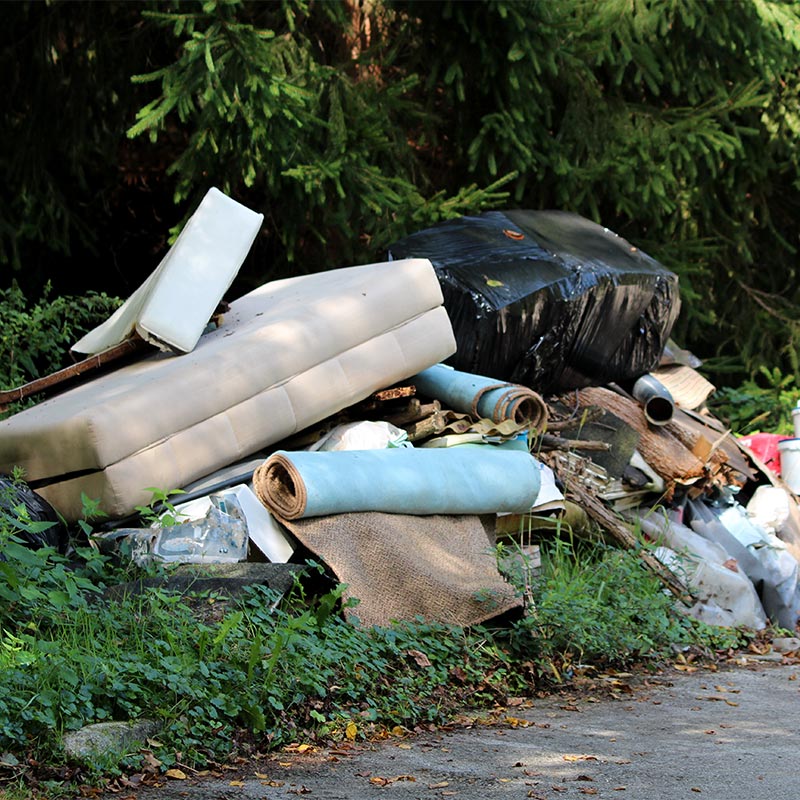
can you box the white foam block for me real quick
[73,188,263,354]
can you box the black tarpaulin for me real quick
[388,210,680,393]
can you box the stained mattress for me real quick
[0,258,456,520]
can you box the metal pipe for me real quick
[632,373,675,426]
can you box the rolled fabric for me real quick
[411,364,548,428]
[253,447,542,520]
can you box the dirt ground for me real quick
[107,657,800,800]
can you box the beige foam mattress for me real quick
[0,259,456,520]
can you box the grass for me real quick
[0,490,754,797]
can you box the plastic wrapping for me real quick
[0,474,67,552]
[389,210,680,393]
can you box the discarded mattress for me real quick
[411,364,548,428]
[253,447,542,519]
[0,258,456,521]
[279,511,522,628]
[389,210,680,393]
[72,187,263,355]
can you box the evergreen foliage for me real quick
[2,0,800,383]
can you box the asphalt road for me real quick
[116,658,800,800]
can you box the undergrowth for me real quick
[0,493,751,795]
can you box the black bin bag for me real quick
[0,474,67,552]
[388,210,680,394]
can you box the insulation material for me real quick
[0,259,456,521]
[389,210,680,393]
[73,188,263,355]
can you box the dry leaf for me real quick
[345,721,358,740]
[504,716,530,728]
[406,649,433,668]
[397,743,412,750]
[262,780,284,787]
[579,788,598,795]
[370,777,390,786]
[228,780,245,787]
[164,769,187,780]
[428,781,450,789]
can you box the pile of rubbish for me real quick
[1,189,799,633]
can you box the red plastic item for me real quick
[738,433,791,476]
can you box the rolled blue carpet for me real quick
[254,446,542,519]
[411,364,547,427]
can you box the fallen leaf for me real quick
[397,743,413,749]
[164,769,187,780]
[613,787,627,791]
[576,775,594,781]
[279,762,292,767]
[370,777,390,786]
[262,780,284,787]
[288,787,311,795]
[228,780,245,787]
[579,789,598,795]
[505,716,530,728]
[691,788,702,793]
[486,279,505,287]
[563,755,599,762]
[345,722,358,741]
[254,772,270,779]
[428,781,450,789]
[406,649,432,668]
[551,785,568,792]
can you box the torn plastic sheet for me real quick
[389,210,680,393]
[308,421,411,451]
[93,494,248,567]
[696,499,800,631]
[174,484,294,564]
[632,510,767,629]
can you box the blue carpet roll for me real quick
[254,446,542,519]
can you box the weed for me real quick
[709,365,798,435]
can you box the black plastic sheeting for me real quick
[0,474,67,553]
[388,210,680,394]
